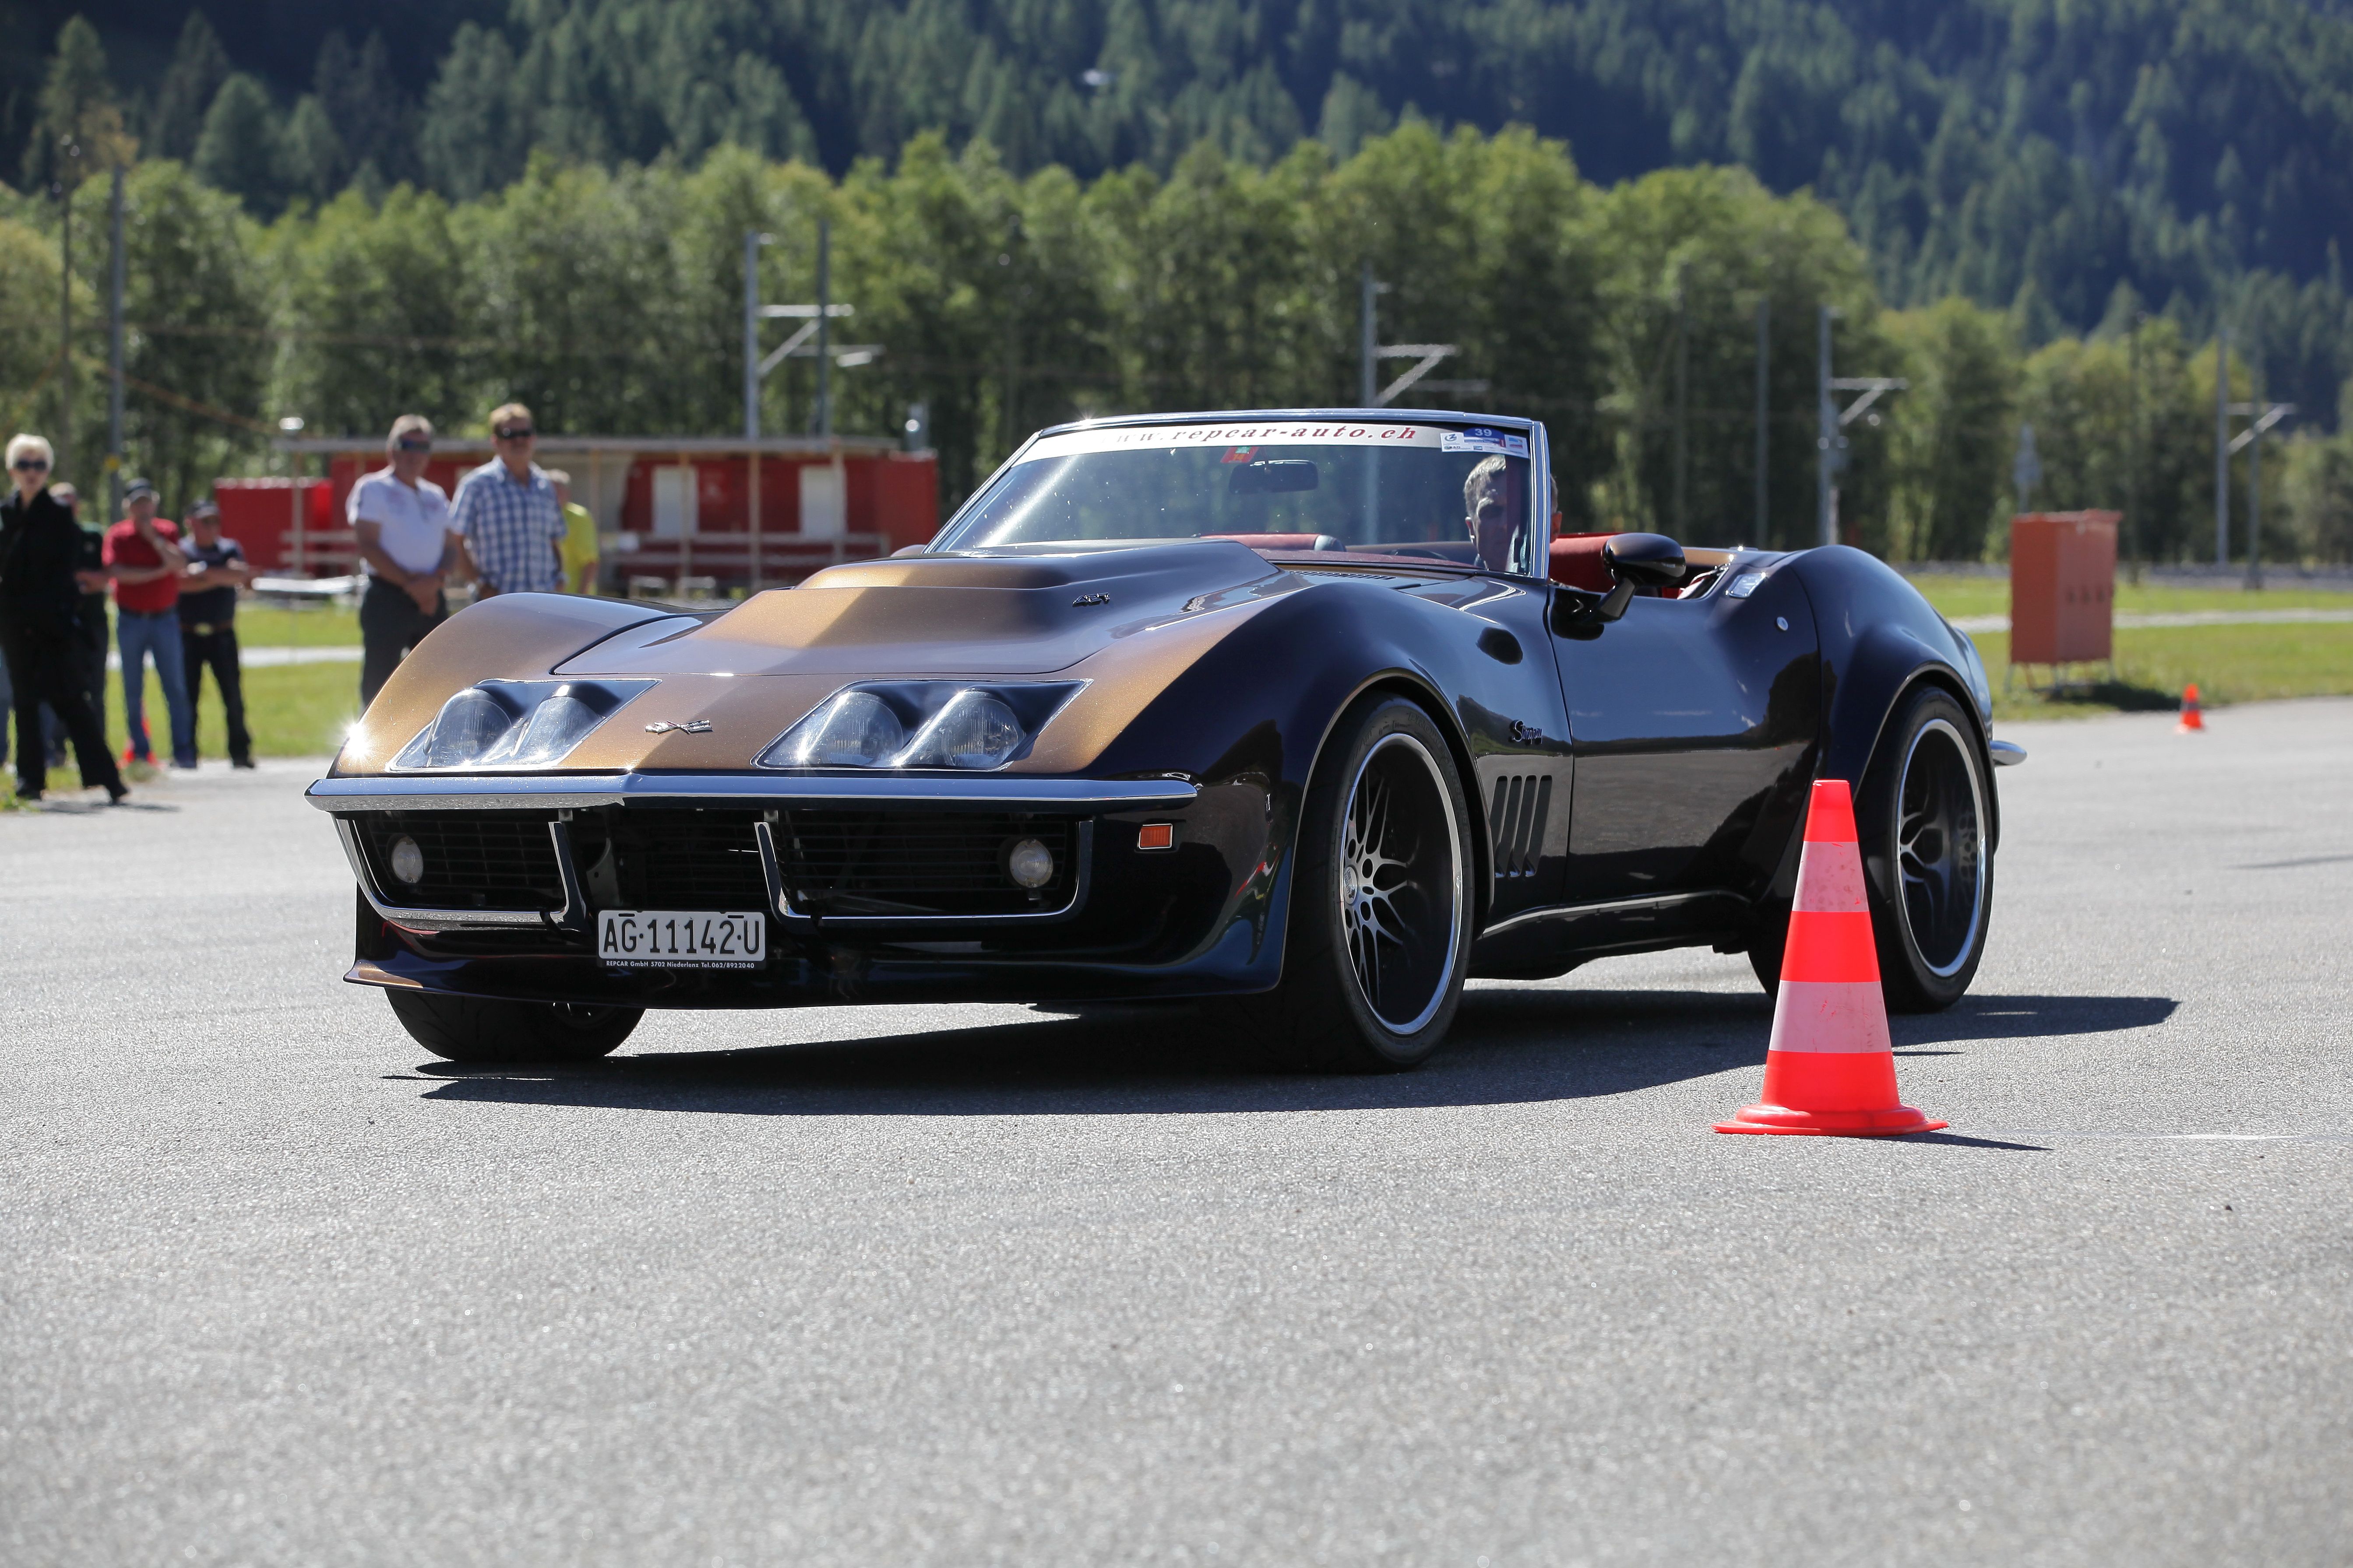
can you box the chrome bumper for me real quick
[320,771,1188,934]
[1988,739,2027,767]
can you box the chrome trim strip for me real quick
[547,818,590,932]
[307,773,1200,812]
[753,817,793,921]
[1989,739,2027,767]
[1478,890,1736,942]
[337,816,557,932]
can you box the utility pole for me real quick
[2214,326,2230,567]
[742,229,768,440]
[57,176,72,485]
[1360,261,1378,408]
[1815,305,1839,548]
[107,164,125,520]
[2127,315,2144,579]
[811,218,832,439]
[1671,288,1688,536]
[2247,365,2265,591]
[1753,295,1770,544]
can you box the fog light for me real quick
[388,835,425,886]
[1004,837,1055,889]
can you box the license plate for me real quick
[597,910,765,969]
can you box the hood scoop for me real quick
[556,540,1290,678]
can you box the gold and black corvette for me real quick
[311,410,2021,1071]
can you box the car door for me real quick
[1549,567,1820,904]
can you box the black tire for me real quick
[1231,694,1474,1072]
[385,989,641,1065]
[1749,685,1992,1013]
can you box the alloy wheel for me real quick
[1338,732,1464,1035]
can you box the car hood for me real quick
[556,541,1295,679]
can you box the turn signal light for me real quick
[1137,823,1174,851]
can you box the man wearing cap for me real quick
[450,402,565,598]
[0,432,126,802]
[178,498,254,768]
[352,414,464,707]
[103,477,197,772]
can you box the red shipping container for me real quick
[2009,511,2119,666]
[210,478,332,573]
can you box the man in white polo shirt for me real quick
[351,414,467,707]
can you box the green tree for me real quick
[1882,298,2017,561]
[146,11,232,164]
[279,95,345,207]
[23,16,134,191]
[192,75,282,213]
[419,24,524,202]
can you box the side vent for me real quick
[1488,773,1551,880]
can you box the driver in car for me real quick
[1464,455,1525,573]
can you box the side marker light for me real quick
[1137,823,1175,851]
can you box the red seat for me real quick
[1206,532,1334,551]
[1548,532,1619,593]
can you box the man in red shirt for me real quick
[103,478,197,770]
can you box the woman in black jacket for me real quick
[0,434,126,802]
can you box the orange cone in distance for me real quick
[1716,778,1946,1137]
[2177,683,2204,732]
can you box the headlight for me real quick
[756,682,1083,771]
[394,679,654,771]
[899,689,1024,770]
[781,690,905,766]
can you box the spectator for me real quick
[547,468,601,594]
[351,415,463,708]
[449,402,564,597]
[0,434,125,803]
[104,478,197,772]
[39,480,109,770]
[178,499,254,769]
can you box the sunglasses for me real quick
[12,458,50,471]
[494,426,535,440]
[394,438,433,452]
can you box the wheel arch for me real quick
[1303,669,1496,930]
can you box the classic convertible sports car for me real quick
[310,408,2019,1071]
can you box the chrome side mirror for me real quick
[1593,532,1687,621]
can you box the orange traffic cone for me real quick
[1716,778,1946,1137]
[2177,683,2204,732]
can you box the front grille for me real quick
[772,811,1081,918]
[597,810,768,908]
[359,811,561,910]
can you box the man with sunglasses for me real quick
[0,433,126,802]
[449,403,566,600]
[351,415,464,708]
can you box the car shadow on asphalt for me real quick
[407,986,2178,1118]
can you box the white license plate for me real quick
[597,910,765,969]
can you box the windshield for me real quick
[935,420,1544,576]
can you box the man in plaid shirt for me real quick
[450,402,567,595]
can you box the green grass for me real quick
[1906,572,2353,621]
[236,603,362,647]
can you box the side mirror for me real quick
[1592,532,1687,621]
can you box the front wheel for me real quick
[385,989,642,1064]
[1749,685,1993,1013]
[1232,695,1473,1072]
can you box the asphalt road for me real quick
[5,700,2349,1566]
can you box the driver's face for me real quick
[1466,480,1521,573]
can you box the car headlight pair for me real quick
[758,682,1082,771]
[393,679,654,771]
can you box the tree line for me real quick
[4,19,2349,563]
[13,0,2353,423]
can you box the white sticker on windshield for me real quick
[1022,422,1453,461]
[1440,427,1529,457]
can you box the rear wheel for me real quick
[1233,695,1472,1072]
[385,989,641,1065]
[1748,685,1992,1013]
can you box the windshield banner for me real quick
[1022,421,1476,463]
